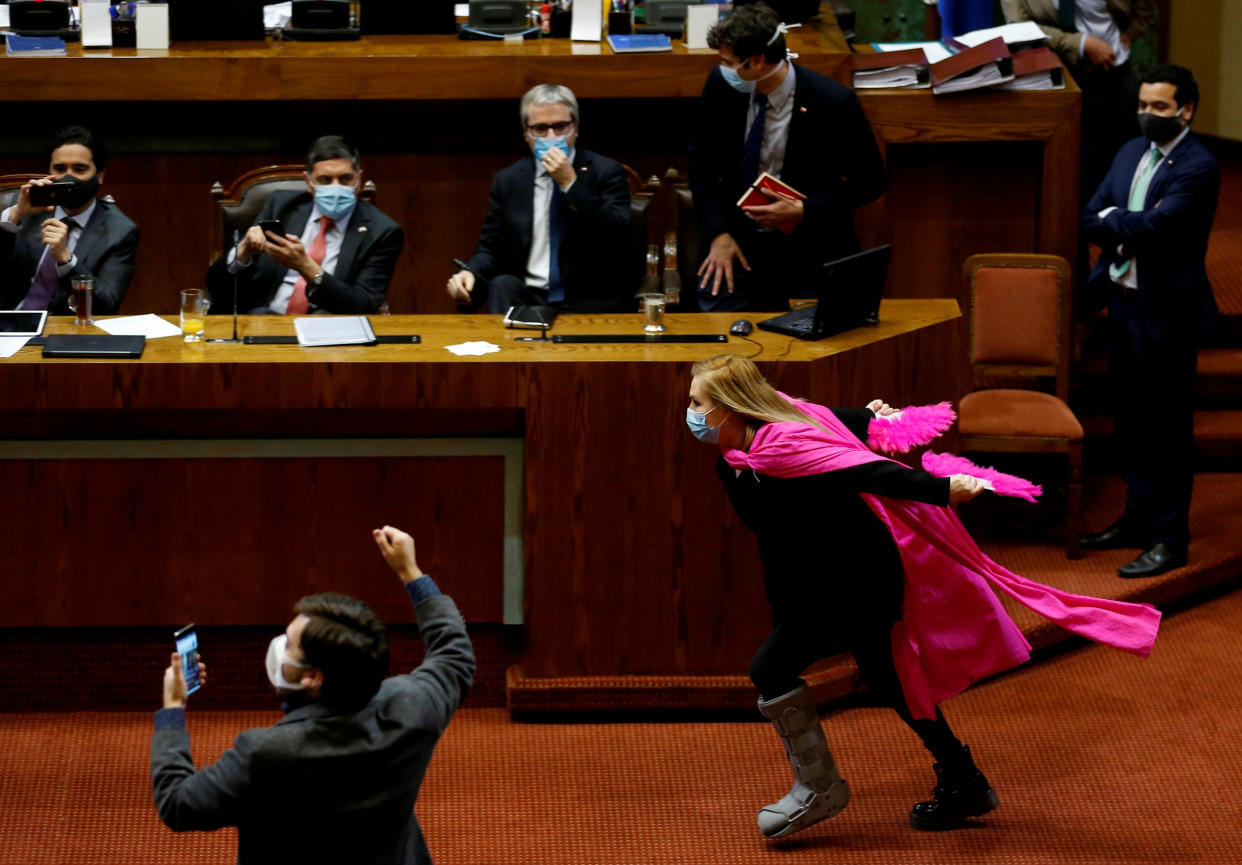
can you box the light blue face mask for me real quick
[313,183,357,220]
[533,135,571,162]
[720,63,755,94]
[686,406,727,444]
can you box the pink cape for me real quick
[722,397,1161,720]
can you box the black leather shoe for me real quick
[1118,543,1187,579]
[909,746,999,831]
[1079,522,1148,551]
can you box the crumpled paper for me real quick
[445,341,501,356]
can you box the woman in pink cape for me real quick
[686,354,1160,839]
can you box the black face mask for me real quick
[58,174,100,210]
[1137,111,1184,145]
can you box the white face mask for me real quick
[265,634,310,691]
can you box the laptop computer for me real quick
[42,334,145,358]
[756,245,891,341]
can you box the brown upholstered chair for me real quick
[209,164,377,259]
[959,253,1083,557]
[622,164,663,304]
[0,173,117,211]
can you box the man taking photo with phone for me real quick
[0,125,140,315]
[151,525,475,865]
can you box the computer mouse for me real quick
[730,319,753,336]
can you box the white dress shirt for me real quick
[228,202,354,313]
[747,60,797,179]
[1076,0,1129,66]
[524,148,576,291]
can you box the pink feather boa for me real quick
[922,451,1043,502]
[867,402,956,454]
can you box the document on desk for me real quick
[570,0,601,42]
[446,340,501,356]
[95,314,183,339]
[294,315,377,346]
[0,337,31,359]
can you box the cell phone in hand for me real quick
[173,624,202,696]
[28,180,77,208]
[257,220,284,240]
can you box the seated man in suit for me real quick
[1079,65,1219,578]
[689,2,885,312]
[207,136,403,315]
[0,125,140,315]
[152,525,475,864]
[445,84,632,314]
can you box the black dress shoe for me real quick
[1079,523,1148,551]
[909,746,999,831]
[1118,543,1187,579]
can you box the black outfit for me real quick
[464,148,633,314]
[718,408,962,761]
[206,190,404,315]
[151,582,474,865]
[1081,132,1220,550]
[0,200,139,314]
[687,64,886,312]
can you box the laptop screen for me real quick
[811,244,892,336]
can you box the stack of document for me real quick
[930,37,1014,95]
[852,47,929,90]
[293,316,377,347]
[994,46,1065,91]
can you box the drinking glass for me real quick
[180,289,209,342]
[641,293,667,333]
[68,276,94,326]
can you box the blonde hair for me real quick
[690,354,822,430]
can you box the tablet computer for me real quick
[0,310,48,336]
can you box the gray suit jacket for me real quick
[0,199,140,314]
[1000,0,1155,65]
[151,590,475,865]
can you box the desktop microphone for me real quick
[208,229,244,343]
[514,305,552,342]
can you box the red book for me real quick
[736,172,807,234]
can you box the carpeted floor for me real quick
[3,579,1240,865]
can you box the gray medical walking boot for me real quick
[756,684,851,838]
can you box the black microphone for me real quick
[514,304,552,342]
[208,229,245,343]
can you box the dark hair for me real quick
[293,592,389,710]
[1140,64,1199,114]
[46,125,107,171]
[306,135,361,172]
[707,2,785,65]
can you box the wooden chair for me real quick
[209,164,377,260]
[959,253,1083,557]
[622,164,663,305]
[0,173,117,211]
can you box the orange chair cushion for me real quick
[959,389,1084,440]
[971,266,1060,365]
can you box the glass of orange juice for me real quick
[179,288,209,342]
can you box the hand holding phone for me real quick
[173,624,202,696]
[27,180,75,209]
[257,220,284,242]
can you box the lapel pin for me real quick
[357,226,367,233]
[799,106,808,113]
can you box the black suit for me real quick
[688,63,886,311]
[0,200,139,314]
[1081,131,1220,548]
[207,190,403,315]
[464,149,632,314]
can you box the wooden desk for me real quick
[0,302,959,709]
[0,9,1078,328]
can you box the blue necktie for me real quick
[741,92,769,183]
[547,183,565,305]
[22,217,76,311]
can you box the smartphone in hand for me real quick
[257,219,284,241]
[173,624,202,696]
[28,181,77,208]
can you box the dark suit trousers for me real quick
[1109,316,1199,548]
[695,228,814,313]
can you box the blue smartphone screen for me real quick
[176,629,201,695]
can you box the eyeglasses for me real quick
[526,121,575,136]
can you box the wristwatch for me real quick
[310,269,324,290]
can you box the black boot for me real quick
[909,745,999,831]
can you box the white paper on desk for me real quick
[136,2,170,49]
[446,340,500,356]
[0,6,10,28]
[263,2,293,29]
[955,21,1047,48]
[95,314,183,339]
[80,0,113,48]
[874,41,952,64]
[570,0,601,42]
[453,3,469,16]
[0,336,31,359]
